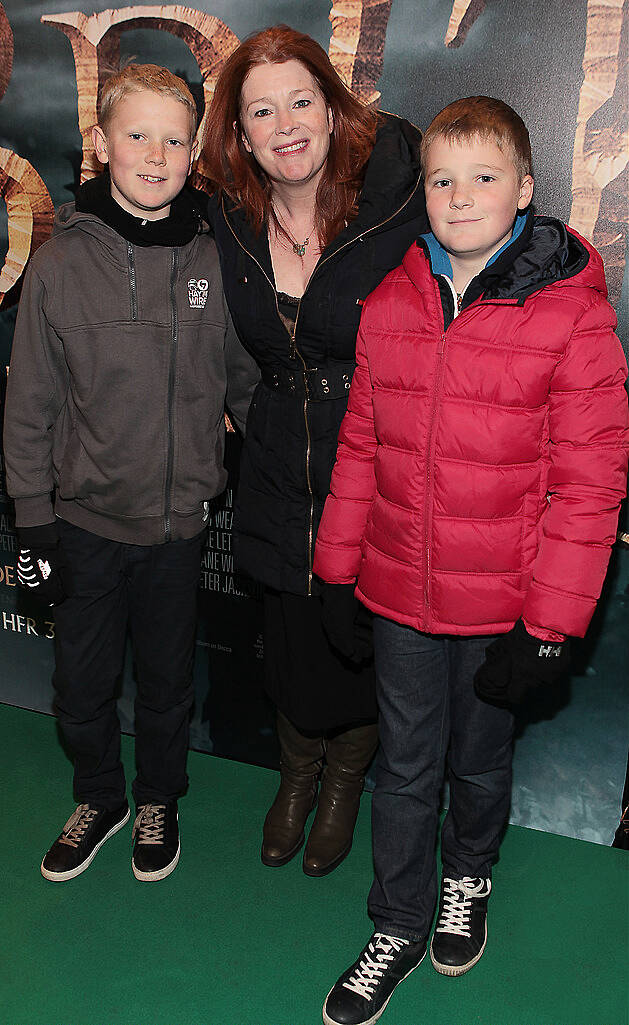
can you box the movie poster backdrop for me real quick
[0,0,627,844]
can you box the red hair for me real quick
[203,24,378,248]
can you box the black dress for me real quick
[262,294,377,732]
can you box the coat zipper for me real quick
[440,275,470,319]
[424,329,447,624]
[290,305,315,594]
[422,276,475,620]
[164,248,178,541]
[223,206,319,592]
[422,269,533,620]
[127,243,137,321]
[222,170,421,593]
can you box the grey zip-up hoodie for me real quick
[3,190,259,545]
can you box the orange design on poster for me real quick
[0,4,54,309]
[42,5,240,188]
[569,0,628,307]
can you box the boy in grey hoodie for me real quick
[3,64,258,882]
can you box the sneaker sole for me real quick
[322,949,426,1025]
[40,808,131,882]
[429,924,487,977]
[132,840,180,882]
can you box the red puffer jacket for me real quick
[313,217,628,637]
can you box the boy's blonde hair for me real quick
[98,63,198,139]
[421,96,532,180]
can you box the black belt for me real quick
[261,363,354,400]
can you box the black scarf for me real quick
[75,170,205,247]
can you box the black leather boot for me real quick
[261,712,324,867]
[303,722,378,876]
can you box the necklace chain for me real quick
[272,205,315,258]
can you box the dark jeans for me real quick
[53,520,203,810]
[368,617,515,941]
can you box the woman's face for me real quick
[239,59,333,192]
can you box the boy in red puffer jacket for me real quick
[315,96,628,1025]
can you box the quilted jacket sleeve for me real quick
[522,292,629,637]
[313,321,379,583]
[3,262,69,527]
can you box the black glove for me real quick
[16,523,68,606]
[320,582,373,664]
[474,619,571,709]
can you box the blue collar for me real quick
[420,210,528,280]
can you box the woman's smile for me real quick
[240,59,333,192]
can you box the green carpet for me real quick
[1,702,627,1025]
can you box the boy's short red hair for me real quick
[421,96,532,180]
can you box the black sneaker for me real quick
[41,801,130,881]
[323,933,426,1025]
[131,801,179,881]
[430,876,491,976]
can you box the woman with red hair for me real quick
[204,24,425,876]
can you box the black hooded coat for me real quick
[208,113,427,599]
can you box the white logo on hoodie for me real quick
[188,278,209,309]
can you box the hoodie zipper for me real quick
[223,171,421,594]
[164,248,178,541]
[127,244,138,321]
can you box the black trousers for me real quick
[53,520,203,810]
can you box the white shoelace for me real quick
[342,934,410,999]
[133,804,166,845]
[58,804,99,847]
[435,877,492,937]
